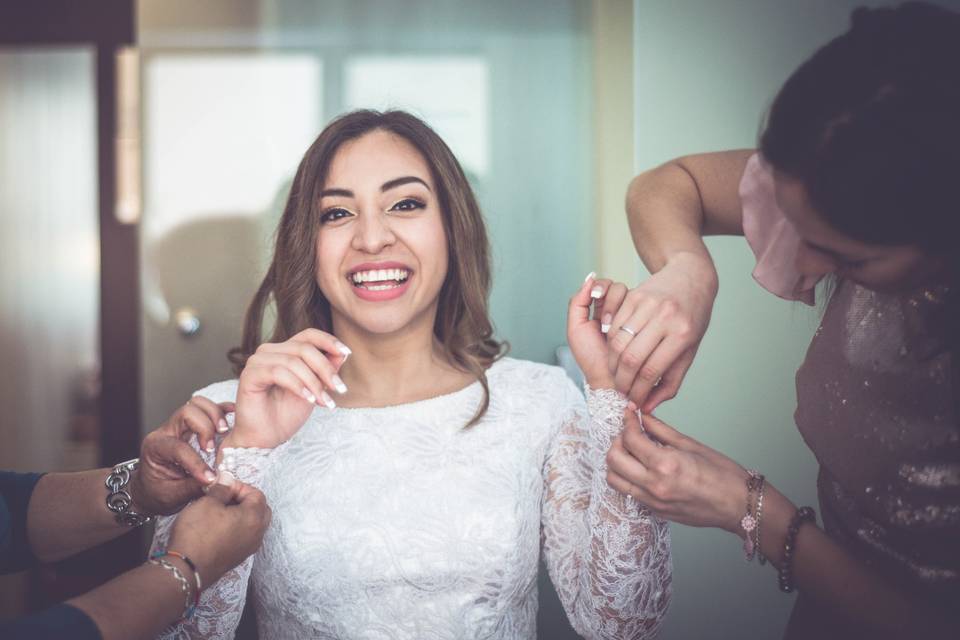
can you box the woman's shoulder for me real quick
[489,357,581,398]
[486,359,585,435]
[191,378,240,404]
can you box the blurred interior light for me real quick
[345,56,489,178]
[115,47,142,224]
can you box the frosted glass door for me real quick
[0,47,100,473]
[140,52,323,430]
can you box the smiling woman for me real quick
[230,111,503,425]
[315,132,450,336]
[148,109,672,640]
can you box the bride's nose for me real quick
[351,210,398,254]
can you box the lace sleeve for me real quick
[541,383,672,640]
[150,440,274,640]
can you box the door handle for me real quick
[174,307,201,337]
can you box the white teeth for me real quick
[350,268,410,285]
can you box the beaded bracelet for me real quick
[160,550,203,597]
[150,550,202,619]
[149,557,195,621]
[778,506,816,593]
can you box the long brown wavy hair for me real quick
[229,110,506,425]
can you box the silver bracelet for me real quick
[755,476,767,565]
[105,458,153,527]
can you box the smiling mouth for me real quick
[348,267,411,291]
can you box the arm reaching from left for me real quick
[27,399,231,563]
[68,477,269,640]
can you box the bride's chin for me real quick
[329,296,439,339]
[335,313,420,338]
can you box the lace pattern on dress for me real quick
[149,361,671,639]
[151,440,276,640]
[216,446,273,485]
[542,383,671,640]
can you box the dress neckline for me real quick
[334,358,508,413]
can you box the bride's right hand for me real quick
[224,329,351,449]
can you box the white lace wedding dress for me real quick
[151,358,672,639]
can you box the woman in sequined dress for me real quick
[602,3,959,638]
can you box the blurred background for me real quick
[1,0,957,638]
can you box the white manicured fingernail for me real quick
[331,375,348,394]
[590,286,603,299]
[205,441,215,453]
[320,391,336,409]
[583,271,596,283]
[301,387,317,404]
[335,342,352,357]
[217,418,228,433]
[216,470,235,487]
[601,314,612,333]
[601,323,611,334]
[203,470,217,483]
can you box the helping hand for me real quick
[131,397,234,516]
[605,409,748,534]
[167,474,271,585]
[604,253,717,412]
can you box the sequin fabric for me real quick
[795,281,958,603]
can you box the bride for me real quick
[150,110,671,639]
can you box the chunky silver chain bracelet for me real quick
[105,458,154,527]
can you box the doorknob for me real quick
[174,307,201,337]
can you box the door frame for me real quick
[0,0,140,467]
[0,0,142,609]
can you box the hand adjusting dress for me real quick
[151,358,672,639]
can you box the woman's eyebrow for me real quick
[319,188,353,198]
[319,177,430,199]
[381,176,430,192]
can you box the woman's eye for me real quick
[389,198,426,212]
[320,208,352,224]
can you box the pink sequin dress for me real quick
[740,154,959,637]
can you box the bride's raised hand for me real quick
[224,328,351,449]
[567,273,624,390]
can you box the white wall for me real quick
[632,1,960,638]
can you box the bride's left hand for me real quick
[567,273,626,389]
